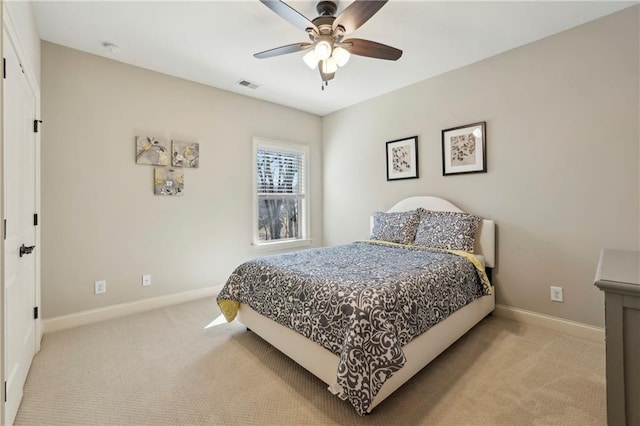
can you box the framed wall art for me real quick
[135,136,169,166]
[154,167,184,196]
[386,136,419,181]
[172,140,199,168]
[441,122,486,176]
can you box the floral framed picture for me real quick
[135,136,169,166]
[171,140,199,168]
[386,136,419,181]
[441,122,486,176]
[154,167,184,196]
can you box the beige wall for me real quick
[41,42,322,318]
[322,6,640,327]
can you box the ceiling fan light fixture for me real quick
[314,40,332,60]
[332,46,350,67]
[322,57,338,74]
[303,50,319,69]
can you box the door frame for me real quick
[1,3,42,421]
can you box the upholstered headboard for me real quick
[373,196,496,268]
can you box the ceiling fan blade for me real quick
[260,0,318,33]
[333,0,388,35]
[343,38,402,61]
[254,42,313,59]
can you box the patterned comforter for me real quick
[216,241,492,415]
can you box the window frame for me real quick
[252,137,310,252]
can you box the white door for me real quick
[3,31,38,425]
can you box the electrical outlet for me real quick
[142,274,152,287]
[550,286,563,302]
[95,280,106,295]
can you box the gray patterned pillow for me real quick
[414,210,481,252]
[371,209,422,244]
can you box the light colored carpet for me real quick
[15,298,605,425]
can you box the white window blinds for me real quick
[256,148,305,198]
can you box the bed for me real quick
[217,196,495,415]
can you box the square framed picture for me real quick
[171,140,199,168]
[135,136,169,166]
[441,122,486,176]
[154,168,184,196]
[386,136,419,181]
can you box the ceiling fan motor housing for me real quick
[310,16,338,37]
[312,1,341,37]
[316,1,337,16]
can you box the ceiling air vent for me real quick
[236,79,259,90]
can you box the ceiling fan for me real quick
[254,0,403,89]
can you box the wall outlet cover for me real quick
[550,286,563,302]
[142,274,152,287]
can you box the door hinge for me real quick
[34,306,39,320]
[33,119,43,133]
[4,381,6,402]
[3,219,6,240]
[34,213,39,226]
[3,57,6,79]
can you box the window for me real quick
[253,137,309,250]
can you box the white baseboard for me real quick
[44,286,221,333]
[494,304,605,342]
[43,291,605,342]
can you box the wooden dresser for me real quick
[594,249,640,426]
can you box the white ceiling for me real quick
[31,1,635,116]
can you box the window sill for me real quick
[252,238,311,253]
